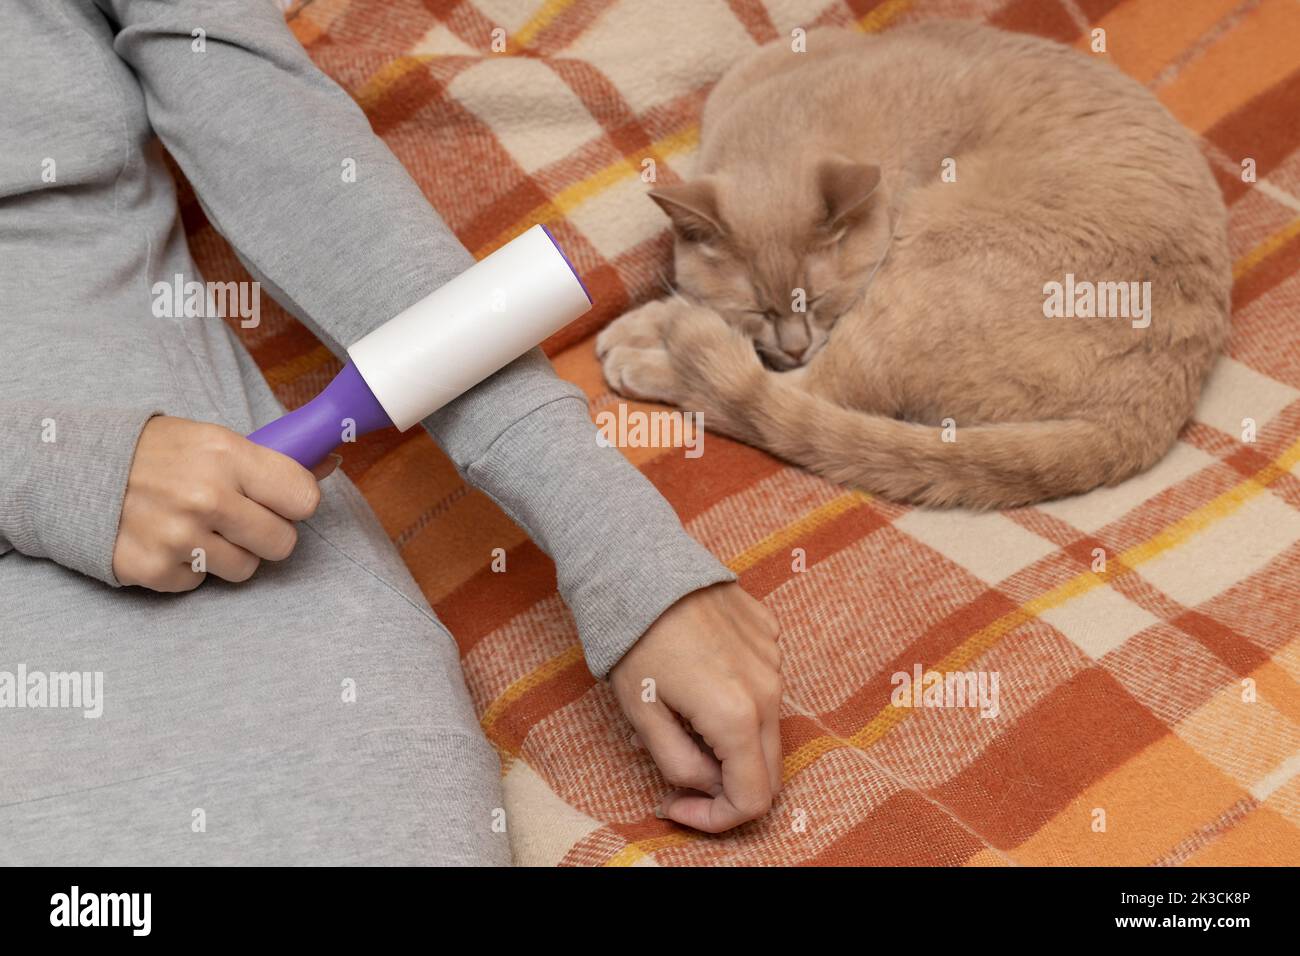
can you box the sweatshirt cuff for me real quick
[568,527,737,680]
[464,396,736,679]
[0,403,161,585]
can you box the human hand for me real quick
[111,416,335,592]
[609,582,783,833]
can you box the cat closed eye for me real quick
[747,299,821,320]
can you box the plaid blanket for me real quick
[183,0,1300,865]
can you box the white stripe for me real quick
[1250,751,1300,802]
[1060,0,1094,36]
[1205,144,1300,214]
[1253,178,1300,214]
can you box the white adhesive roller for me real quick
[349,223,593,431]
[247,224,593,468]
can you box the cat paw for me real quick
[601,342,681,403]
[595,298,681,359]
[599,299,696,403]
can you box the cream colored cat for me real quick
[598,21,1231,509]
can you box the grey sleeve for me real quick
[99,0,733,677]
[0,404,159,583]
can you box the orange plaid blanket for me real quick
[184,0,1300,865]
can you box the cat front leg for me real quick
[600,297,767,444]
[597,298,686,403]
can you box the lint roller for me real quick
[247,224,593,468]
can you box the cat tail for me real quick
[743,379,1129,510]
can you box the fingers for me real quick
[627,700,724,796]
[661,696,772,833]
[114,528,260,589]
[614,586,786,833]
[230,438,323,521]
[750,606,784,794]
[212,494,299,561]
[153,565,207,593]
[661,734,771,833]
[199,533,261,583]
[112,418,330,594]
[112,535,206,593]
[657,722,782,832]
[759,647,784,796]
[761,709,784,797]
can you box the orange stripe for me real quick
[1012,734,1245,865]
[259,344,333,390]
[1156,0,1300,132]
[1078,0,1243,84]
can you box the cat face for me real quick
[649,159,885,370]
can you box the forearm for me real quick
[435,358,735,678]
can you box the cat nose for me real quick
[782,344,808,362]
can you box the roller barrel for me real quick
[346,223,593,432]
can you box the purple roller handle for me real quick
[247,360,393,469]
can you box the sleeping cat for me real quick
[597,21,1231,509]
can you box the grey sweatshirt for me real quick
[0,0,733,678]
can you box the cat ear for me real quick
[817,159,881,232]
[648,180,724,243]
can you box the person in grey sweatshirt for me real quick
[0,0,783,864]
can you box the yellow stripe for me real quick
[859,0,913,32]
[471,125,700,257]
[354,54,436,114]
[729,491,870,573]
[479,644,584,740]
[609,436,1300,864]
[1233,217,1300,281]
[349,0,574,110]
[511,0,579,50]
[604,833,694,867]
[347,0,575,109]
